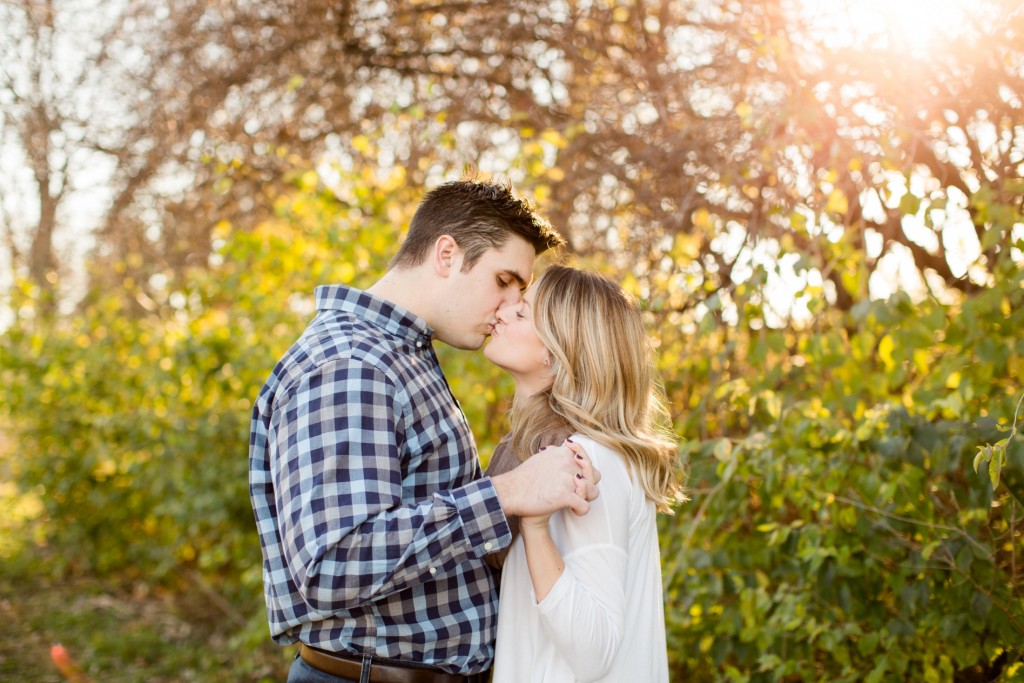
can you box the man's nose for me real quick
[494,305,512,323]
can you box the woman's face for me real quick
[483,286,553,394]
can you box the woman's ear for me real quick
[433,234,459,277]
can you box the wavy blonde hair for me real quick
[509,265,686,512]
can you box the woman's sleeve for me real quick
[533,444,631,682]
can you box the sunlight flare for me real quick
[801,0,976,51]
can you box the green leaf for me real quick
[988,452,1002,489]
[973,447,988,473]
[713,438,733,462]
[955,546,973,573]
[970,591,992,620]
[920,540,942,562]
[899,192,921,215]
[865,655,889,683]
[981,225,1004,251]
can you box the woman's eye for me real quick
[515,311,525,320]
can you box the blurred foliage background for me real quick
[1,0,1022,681]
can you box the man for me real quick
[249,179,599,683]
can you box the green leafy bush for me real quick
[659,251,1024,680]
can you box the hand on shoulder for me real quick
[491,440,600,517]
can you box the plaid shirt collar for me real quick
[315,284,435,346]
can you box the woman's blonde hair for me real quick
[509,265,686,512]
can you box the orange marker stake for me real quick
[50,643,93,683]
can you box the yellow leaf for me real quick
[913,349,930,374]
[878,334,896,371]
[298,170,318,191]
[826,189,849,215]
[621,272,641,297]
[692,207,713,229]
[337,262,356,284]
[613,6,630,22]
[213,220,232,240]
[351,135,371,154]
[945,371,961,389]
[672,233,701,260]
[789,211,808,233]
[540,129,567,148]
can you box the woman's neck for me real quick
[513,376,551,399]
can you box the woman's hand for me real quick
[564,439,598,515]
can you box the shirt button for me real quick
[484,542,494,551]
[429,566,437,575]
[416,341,423,348]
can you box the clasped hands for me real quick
[491,439,600,525]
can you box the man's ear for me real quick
[433,235,460,277]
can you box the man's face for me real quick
[435,236,536,350]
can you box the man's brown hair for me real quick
[391,178,565,270]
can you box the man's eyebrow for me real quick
[503,269,529,289]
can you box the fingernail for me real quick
[575,473,583,480]
[574,454,583,461]
[566,437,574,443]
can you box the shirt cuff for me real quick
[450,477,513,557]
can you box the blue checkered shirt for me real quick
[249,285,512,675]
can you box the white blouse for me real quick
[492,435,670,683]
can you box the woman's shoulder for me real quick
[537,425,573,449]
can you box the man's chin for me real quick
[438,335,487,351]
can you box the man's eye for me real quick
[498,277,511,288]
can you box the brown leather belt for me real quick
[299,645,486,683]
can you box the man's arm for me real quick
[270,359,511,613]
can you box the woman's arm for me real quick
[519,439,599,597]
[518,439,630,682]
[519,516,565,600]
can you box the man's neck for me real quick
[367,268,434,326]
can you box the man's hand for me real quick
[491,440,601,517]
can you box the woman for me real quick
[484,264,684,683]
